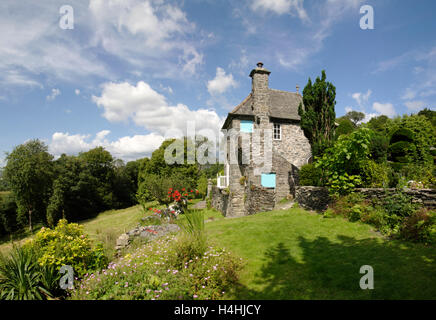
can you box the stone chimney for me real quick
[249,62,271,127]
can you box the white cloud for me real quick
[207,68,238,95]
[46,88,61,101]
[0,0,205,89]
[88,0,204,76]
[404,100,427,112]
[351,89,372,107]
[372,102,396,117]
[75,89,81,96]
[49,130,165,161]
[251,0,309,21]
[401,88,417,100]
[92,81,224,136]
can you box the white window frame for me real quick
[273,123,281,140]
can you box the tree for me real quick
[4,140,53,232]
[316,128,373,195]
[46,155,100,226]
[298,70,337,157]
[366,115,391,135]
[335,117,356,137]
[345,111,365,126]
[79,147,116,210]
[137,138,199,204]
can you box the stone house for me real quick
[214,63,312,217]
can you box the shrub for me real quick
[361,160,390,188]
[175,210,206,266]
[0,245,56,300]
[399,209,436,243]
[390,128,414,144]
[26,219,107,278]
[298,163,322,186]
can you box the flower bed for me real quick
[70,235,242,300]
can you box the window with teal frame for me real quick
[261,173,276,188]
[240,120,253,133]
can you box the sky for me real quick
[0,0,435,165]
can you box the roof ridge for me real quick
[269,88,298,94]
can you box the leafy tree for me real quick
[46,155,100,226]
[0,169,9,191]
[298,70,337,157]
[366,115,391,135]
[138,138,200,204]
[316,128,373,195]
[335,117,356,137]
[79,147,116,210]
[417,108,436,128]
[345,111,365,126]
[4,140,53,232]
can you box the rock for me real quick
[116,233,130,248]
[115,224,181,253]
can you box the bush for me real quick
[390,128,414,144]
[175,210,206,266]
[299,164,322,186]
[399,209,436,243]
[0,245,57,300]
[361,160,390,188]
[26,219,107,278]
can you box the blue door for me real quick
[261,173,276,188]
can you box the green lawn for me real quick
[1,201,435,299]
[205,208,436,300]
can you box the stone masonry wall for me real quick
[356,188,436,209]
[295,186,330,212]
[211,186,229,215]
[244,184,276,215]
[295,186,436,212]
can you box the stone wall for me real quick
[211,186,230,216]
[356,188,436,209]
[295,186,330,212]
[295,186,436,212]
[244,184,276,215]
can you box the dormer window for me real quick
[273,123,281,140]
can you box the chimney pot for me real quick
[296,85,300,93]
[257,62,264,68]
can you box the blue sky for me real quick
[0,0,435,164]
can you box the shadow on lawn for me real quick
[233,236,436,300]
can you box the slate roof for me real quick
[222,89,303,129]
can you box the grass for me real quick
[2,198,435,300]
[205,208,436,300]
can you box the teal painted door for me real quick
[261,173,276,188]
